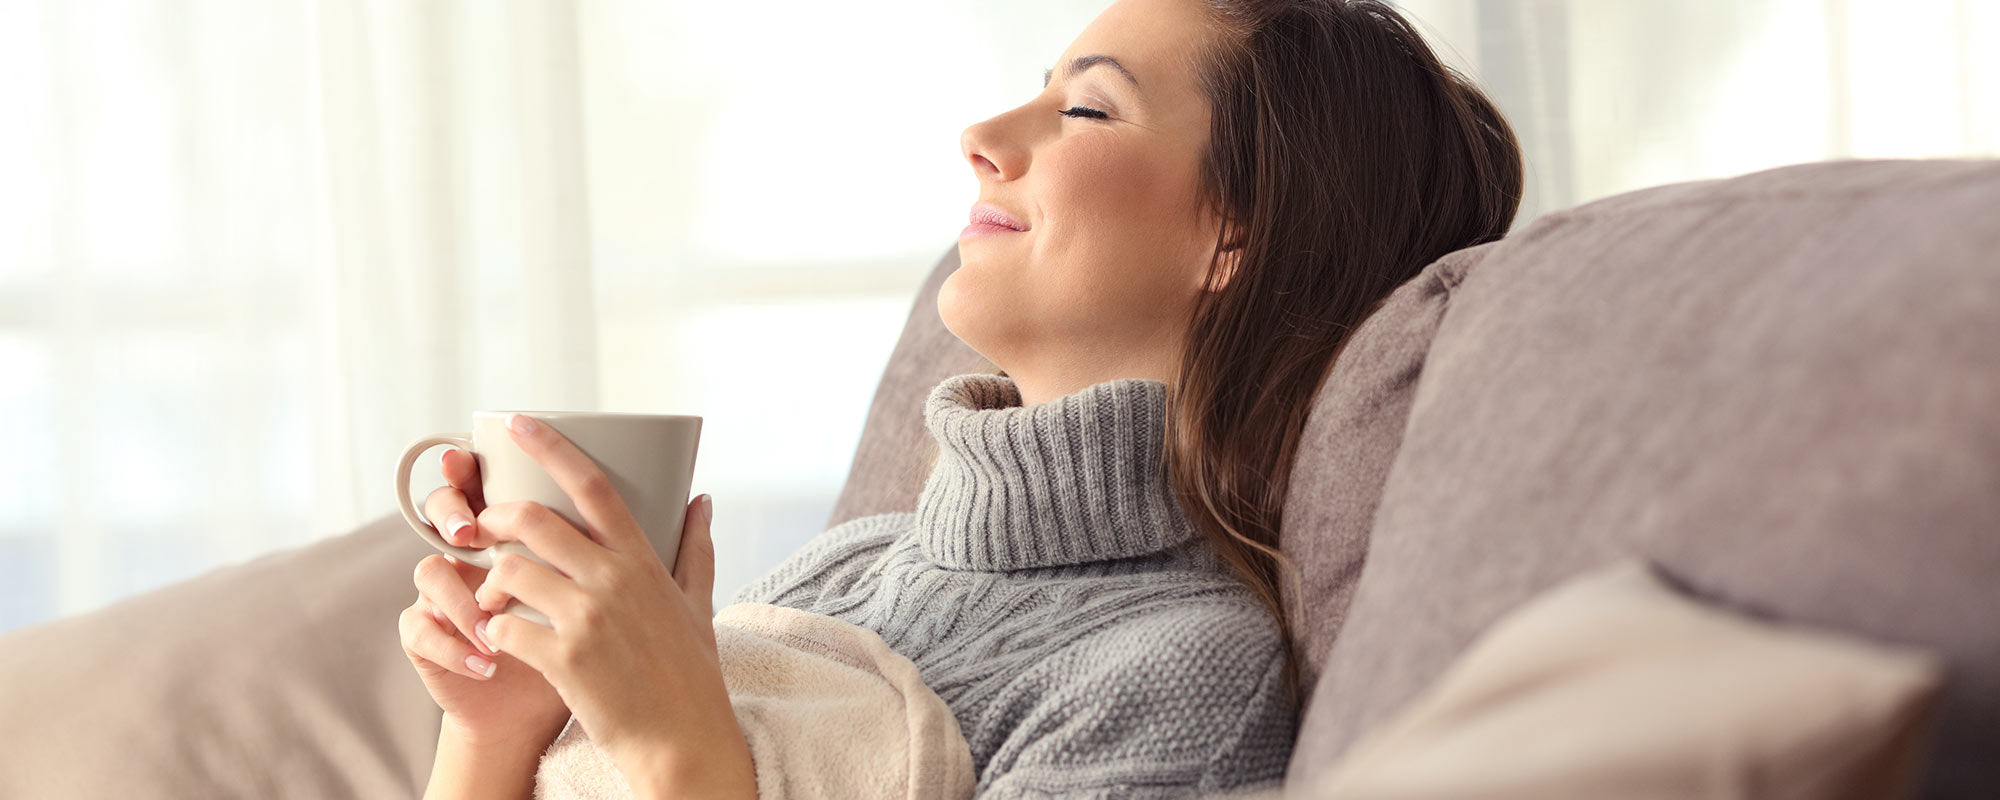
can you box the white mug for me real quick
[394,410,703,626]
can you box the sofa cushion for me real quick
[1280,242,1494,693]
[1288,158,2000,797]
[0,512,441,798]
[1308,559,1944,800]
[833,242,1477,699]
[825,245,999,529]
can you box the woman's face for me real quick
[945,0,1236,406]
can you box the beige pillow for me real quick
[1298,560,1944,800]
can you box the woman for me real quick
[399,0,1522,796]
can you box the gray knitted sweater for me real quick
[731,372,1298,797]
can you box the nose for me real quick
[961,112,1026,182]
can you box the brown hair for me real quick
[1168,0,1523,706]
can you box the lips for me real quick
[969,203,1027,231]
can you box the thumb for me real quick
[672,493,716,618]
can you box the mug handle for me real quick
[394,433,490,565]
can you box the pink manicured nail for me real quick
[466,654,496,678]
[506,413,538,435]
[446,514,472,543]
[476,617,500,653]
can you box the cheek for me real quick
[1033,139,1205,321]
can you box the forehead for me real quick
[1059,0,1217,99]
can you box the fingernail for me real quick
[476,617,499,653]
[446,514,472,543]
[506,413,538,436]
[465,653,496,678]
[699,494,713,525]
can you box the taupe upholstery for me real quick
[0,512,440,797]
[824,234,1479,695]
[825,245,997,529]
[2,158,1995,798]
[1288,158,2000,797]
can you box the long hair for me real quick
[1168,0,1524,706]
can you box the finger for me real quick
[673,494,716,618]
[422,485,495,549]
[413,554,499,657]
[401,602,498,680]
[441,448,486,512]
[480,608,563,675]
[502,414,647,554]
[449,552,492,593]
[475,500,607,584]
[475,550,587,630]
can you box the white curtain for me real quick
[1393,0,2000,226]
[0,0,1103,634]
[1,0,1993,635]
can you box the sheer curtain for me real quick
[1393,0,1999,227]
[2,0,1994,636]
[0,0,1101,634]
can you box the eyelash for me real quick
[1058,105,1109,120]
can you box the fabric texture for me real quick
[737,371,1299,797]
[1277,242,1492,694]
[1304,560,1945,800]
[533,602,975,800]
[11,159,1997,800]
[823,240,1447,707]
[1290,157,2000,797]
[0,512,442,799]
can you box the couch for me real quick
[2,157,1995,798]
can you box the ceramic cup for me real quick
[394,411,702,627]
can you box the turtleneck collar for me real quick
[913,372,1204,571]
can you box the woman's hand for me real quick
[398,447,571,751]
[469,413,754,794]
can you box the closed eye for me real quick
[1058,105,1110,120]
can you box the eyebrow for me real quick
[1042,54,1142,93]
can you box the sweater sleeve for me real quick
[971,598,1299,799]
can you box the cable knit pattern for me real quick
[733,372,1298,798]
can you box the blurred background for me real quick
[1,0,1994,635]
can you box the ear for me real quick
[1204,233,1245,293]
[1197,201,1245,293]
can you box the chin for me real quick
[936,268,1013,367]
[936,268,973,343]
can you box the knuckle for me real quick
[423,485,463,518]
[577,472,614,502]
[598,566,628,595]
[484,614,513,647]
[443,449,472,480]
[441,585,476,617]
[517,501,552,526]
[480,500,526,530]
[625,561,661,593]
[574,599,607,632]
[413,554,449,584]
[401,604,441,647]
[414,623,454,661]
[554,638,584,671]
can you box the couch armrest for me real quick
[0,512,443,798]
